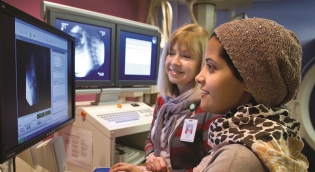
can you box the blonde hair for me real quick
[157,23,210,97]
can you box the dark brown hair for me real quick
[211,33,243,81]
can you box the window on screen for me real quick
[124,38,152,76]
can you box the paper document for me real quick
[61,125,93,171]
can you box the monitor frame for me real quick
[0,1,75,163]
[46,9,116,88]
[115,24,160,87]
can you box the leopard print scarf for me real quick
[208,104,309,172]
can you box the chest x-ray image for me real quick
[69,25,105,77]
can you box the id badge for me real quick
[180,119,198,142]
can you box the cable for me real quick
[146,0,173,48]
[12,157,15,172]
[185,0,198,24]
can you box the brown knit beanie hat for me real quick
[214,18,302,106]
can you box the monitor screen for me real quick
[0,1,75,163]
[46,10,115,88]
[115,24,160,87]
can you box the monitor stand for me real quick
[36,136,67,172]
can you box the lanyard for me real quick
[189,102,196,117]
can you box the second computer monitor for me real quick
[115,24,160,87]
[46,10,116,88]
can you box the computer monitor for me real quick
[0,1,75,164]
[115,24,160,87]
[46,9,116,88]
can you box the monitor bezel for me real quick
[115,24,160,87]
[46,9,116,88]
[0,1,75,163]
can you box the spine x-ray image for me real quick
[69,25,105,77]
[56,19,111,81]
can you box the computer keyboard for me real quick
[97,111,140,123]
[116,143,140,162]
[115,143,145,165]
[96,108,153,123]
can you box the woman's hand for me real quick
[145,154,170,172]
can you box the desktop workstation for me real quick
[0,0,160,171]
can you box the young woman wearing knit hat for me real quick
[110,23,220,172]
[194,17,309,172]
[110,18,309,172]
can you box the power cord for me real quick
[12,157,15,172]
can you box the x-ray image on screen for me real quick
[16,40,51,118]
[69,25,104,77]
[55,19,111,81]
[26,55,39,106]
